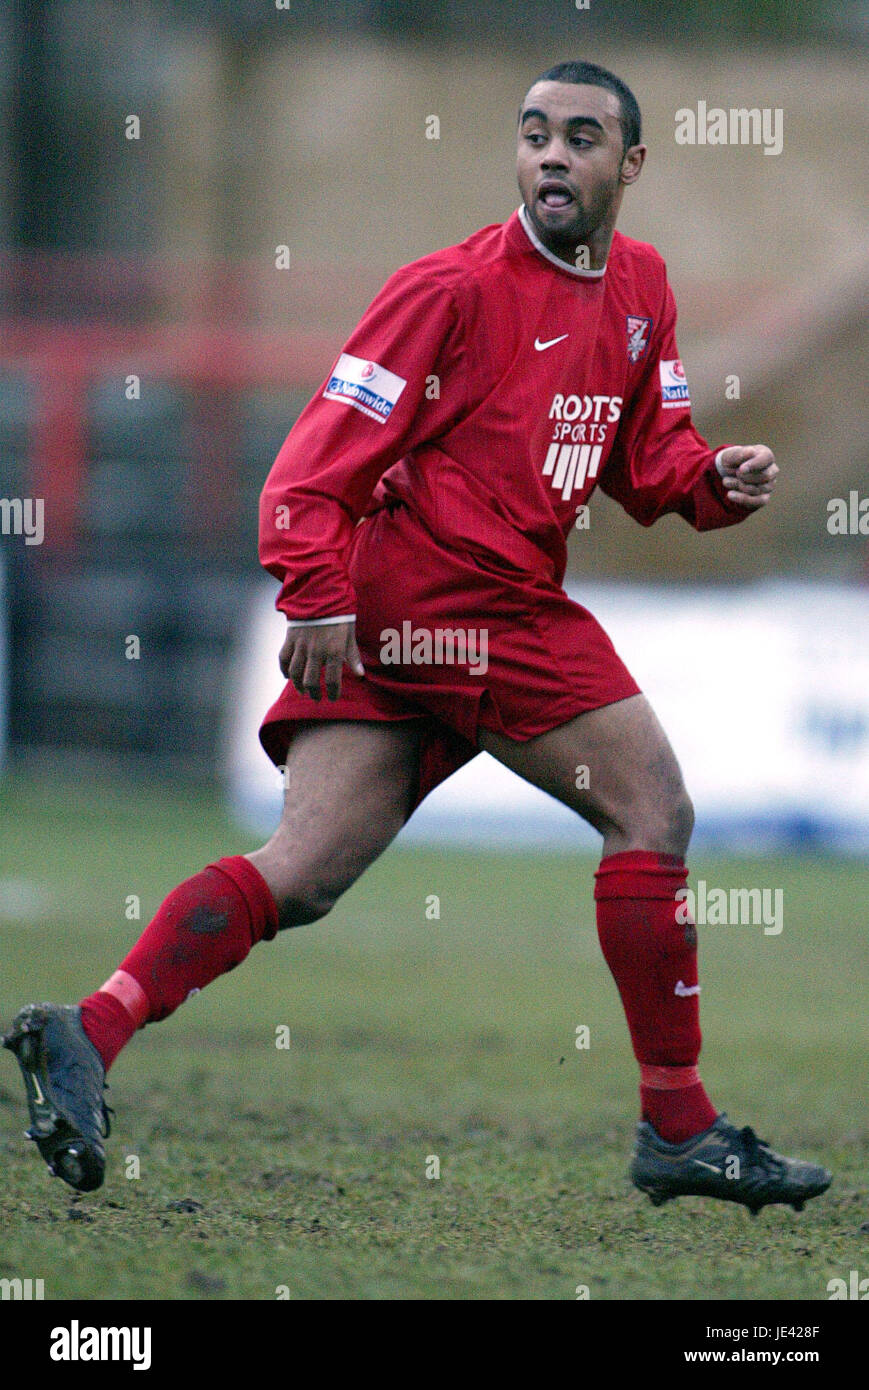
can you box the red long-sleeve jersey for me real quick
[259,207,745,621]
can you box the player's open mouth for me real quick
[537,182,574,209]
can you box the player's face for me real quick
[516,81,644,266]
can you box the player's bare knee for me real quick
[620,777,693,855]
[642,743,694,853]
[640,781,693,855]
[667,786,695,855]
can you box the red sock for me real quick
[594,850,717,1144]
[79,855,278,1071]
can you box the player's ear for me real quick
[619,144,646,185]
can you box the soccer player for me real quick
[4,61,830,1213]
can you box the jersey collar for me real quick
[517,205,608,279]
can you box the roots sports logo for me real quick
[542,393,622,501]
[659,358,691,408]
[323,353,407,424]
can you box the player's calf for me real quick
[244,850,344,932]
[272,887,336,932]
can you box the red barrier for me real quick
[0,249,389,552]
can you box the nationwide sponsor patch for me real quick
[626,314,652,362]
[659,357,691,408]
[323,353,407,424]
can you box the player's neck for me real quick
[518,205,613,277]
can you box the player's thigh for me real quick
[248,720,423,918]
[478,693,689,839]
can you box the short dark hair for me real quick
[525,61,642,154]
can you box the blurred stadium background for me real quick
[0,0,867,1302]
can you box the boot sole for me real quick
[633,1171,831,1216]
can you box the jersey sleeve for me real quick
[599,278,748,532]
[259,266,467,620]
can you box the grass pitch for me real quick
[0,771,866,1300]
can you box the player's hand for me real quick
[716,444,778,509]
[279,620,365,702]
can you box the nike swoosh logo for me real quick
[534,334,569,352]
[692,1159,722,1174]
[30,1073,45,1105]
[675,980,701,997]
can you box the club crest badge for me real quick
[626,315,652,362]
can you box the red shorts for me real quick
[259,501,640,811]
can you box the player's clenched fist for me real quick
[279,619,365,702]
[716,444,778,509]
